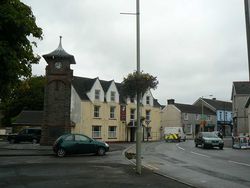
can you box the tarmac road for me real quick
[0,141,192,188]
[135,140,250,188]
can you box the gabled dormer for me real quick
[142,90,154,106]
[87,78,104,102]
[106,80,119,103]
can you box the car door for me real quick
[61,135,76,154]
[196,133,201,145]
[198,133,203,145]
[17,129,28,142]
[74,135,94,154]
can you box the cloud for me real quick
[23,0,249,105]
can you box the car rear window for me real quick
[64,135,74,141]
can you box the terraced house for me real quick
[70,76,162,142]
[161,99,216,139]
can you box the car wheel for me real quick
[32,139,38,144]
[202,143,206,149]
[9,139,15,144]
[195,143,198,147]
[219,146,223,150]
[57,148,66,157]
[97,147,106,156]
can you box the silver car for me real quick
[195,132,224,149]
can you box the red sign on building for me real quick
[120,105,126,121]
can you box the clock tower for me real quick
[40,36,76,145]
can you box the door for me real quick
[18,129,28,142]
[74,134,94,154]
[61,135,76,154]
[130,127,136,142]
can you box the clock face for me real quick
[55,62,62,69]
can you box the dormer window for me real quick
[146,96,150,105]
[95,89,100,100]
[110,91,116,102]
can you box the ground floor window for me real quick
[92,126,101,138]
[184,124,192,134]
[108,126,117,138]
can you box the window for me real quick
[196,114,200,120]
[130,97,135,103]
[110,106,115,119]
[146,110,150,121]
[95,89,100,100]
[130,109,135,120]
[219,112,222,120]
[92,126,101,138]
[75,135,89,142]
[225,112,228,121]
[146,96,150,105]
[64,135,74,141]
[110,91,116,102]
[94,106,100,118]
[184,113,188,120]
[108,126,117,138]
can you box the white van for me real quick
[164,127,186,142]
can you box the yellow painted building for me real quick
[70,76,162,142]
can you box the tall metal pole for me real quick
[135,0,142,175]
[244,0,250,80]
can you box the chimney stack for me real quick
[167,99,175,105]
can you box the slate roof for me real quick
[72,76,160,107]
[233,81,250,95]
[153,99,162,107]
[72,76,97,100]
[43,36,76,64]
[13,111,43,126]
[203,98,232,111]
[174,103,215,115]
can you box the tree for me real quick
[122,71,159,98]
[0,0,43,101]
[1,76,45,126]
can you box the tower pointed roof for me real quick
[43,36,76,64]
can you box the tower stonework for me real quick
[40,37,76,145]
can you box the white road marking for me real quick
[177,146,185,151]
[228,160,250,167]
[191,151,210,158]
[144,164,159,170]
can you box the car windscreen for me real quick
[202,132,218,138]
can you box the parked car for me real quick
[7,127,41,144]
[195,132,224,149]
[213,131,223,139]
[53,133,109,157]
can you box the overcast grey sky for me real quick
[23,0,249,105]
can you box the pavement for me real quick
[0,141,193,188]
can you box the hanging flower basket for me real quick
[122,71,159,98]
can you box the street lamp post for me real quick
[135,0,142,175]
[121,0,142,174]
